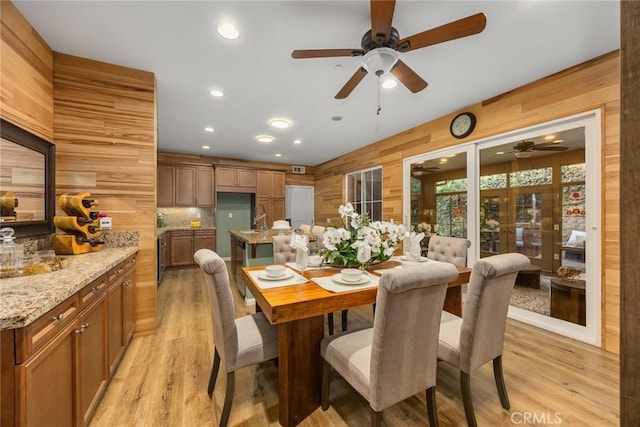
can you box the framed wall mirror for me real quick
[0,118,55,237]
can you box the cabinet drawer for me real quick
[124,254,137,272]
[107,261,125,284]
[79,275,108,309]
[14,295,80,363]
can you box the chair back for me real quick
[311,225,325,235]
[194,249,240,371]
[272,234,296,264]
[299,224,312,233]
[459,253,530,373]
[369,262,459,411]
[427,235,471,266]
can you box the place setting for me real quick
[248,264,307,290]
[311,268,380,293]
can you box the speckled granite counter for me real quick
[157,226,215,238]
[0,247,138,331]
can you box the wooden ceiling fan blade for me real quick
[396,12,487,52]
[533,146,569,151]
[370,0,396,44]
[291,49,365,59]
[390,60,428,93]
[335,67,368,99]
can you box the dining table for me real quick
[241,259,471,427]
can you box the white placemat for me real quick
[311,272,379,293]
[248,269,308,290]
[286,262,331,272]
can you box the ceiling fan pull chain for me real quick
[376,71,382,115]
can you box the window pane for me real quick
[509,167,552,187]
[561,163,586,183]
[436,178,467,193]
[410,177,421,195]
[480,173,507,190]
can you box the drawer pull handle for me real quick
[52,314,64,322]
[76,322,90,334]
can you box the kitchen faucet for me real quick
[255,204,268,232]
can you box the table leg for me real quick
[444,286,462,317]
[278,315,324,427]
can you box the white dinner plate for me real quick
[331,273,370,286]
[257,270,295,281]
[399,255,428,262]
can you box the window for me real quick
[346,166,383,221]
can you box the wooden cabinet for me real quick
[3,255,137,427]
[168,230,216,267]
[157,165,214,206]
[256,170,286,226]
[215,166,256,193]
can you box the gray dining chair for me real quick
[427,235,471,267]
[321,262,459,426]
[194,249,279,427]
[438,252,530,427]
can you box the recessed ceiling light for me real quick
[382,78,397,89]
[217,23,239,40]
[204,127,214,132]
[202,145,210,150]
[552,139,564,144]
[274,153,282,158]
[209,89,224,97]
[331,116,343,121]
[256,135,274,143]
[270,119,291,129]
[545,135,555,140]
[439,158,448,164]
[446,154,456,158]
[293,139,302,144]
[496,151,505,155]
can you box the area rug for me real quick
[509,275,551,316]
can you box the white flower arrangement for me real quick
[322,202,406,268]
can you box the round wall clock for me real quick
[450,112,476,139]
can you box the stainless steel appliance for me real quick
[157,233,167,284]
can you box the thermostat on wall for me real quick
[100,217,112,230]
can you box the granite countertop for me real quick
[157,226,216,238]
[229,229,316,245]
[0,247,139,331]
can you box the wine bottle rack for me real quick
[52,192,105,255]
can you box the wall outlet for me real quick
[554,253,560,260]
[99,217,112,230]
[228,212,233,218]
[553,224,559,231]
[327,218,331,223]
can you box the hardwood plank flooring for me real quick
[90,265,619,426]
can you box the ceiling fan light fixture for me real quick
[362,47,399,75]
[515,151,533,159]
[217,23,239,40]
[256,135,274,143]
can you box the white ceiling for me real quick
[13,1,620,167]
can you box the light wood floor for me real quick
[90,266,619,426]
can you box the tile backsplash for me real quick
[157,207,215,228]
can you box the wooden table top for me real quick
[242,261,471,325]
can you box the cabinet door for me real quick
[122,257,136,348]
[107,278,124,377]
[78,295,108,426]
[272,172,285,198]
[16,321,77,427]
[272,198,285,223]
[157,165,175,206]
[170,231,194,266]
[256,170,272,196]
[194,230,216,253]
[236,168,257,188]
[215,167,237,187]
[175,167,195,205]
[195,167,214,206]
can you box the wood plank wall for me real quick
[0,1,53,142]
[314,51,621,353]
[621,1,640,424]
[157,151,315,186]
[54,53,157,334]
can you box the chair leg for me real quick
[493,355,510,409]
[321,360,331,410]
[219,372,235,427]
[341,309,348,332]
[328,312,335,335]
[460,372,477,427]
[426,386,439,427]
[208,347,221,396]
[371,408,382,427]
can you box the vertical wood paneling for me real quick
[0,1,53,141]
[621,2,640,424]
[54,53,157,335]
[315,51,620,352]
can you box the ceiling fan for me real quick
[510,140,569,158]
[411,164,440,177]
[291,0,487,99]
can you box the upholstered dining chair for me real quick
[272,234,346,335]
[299,224,312,233]
[321,263,459,426]
[427,235,471,267]
[194,249,279,427]
[438,252,530,427]
[311,225,325,236]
